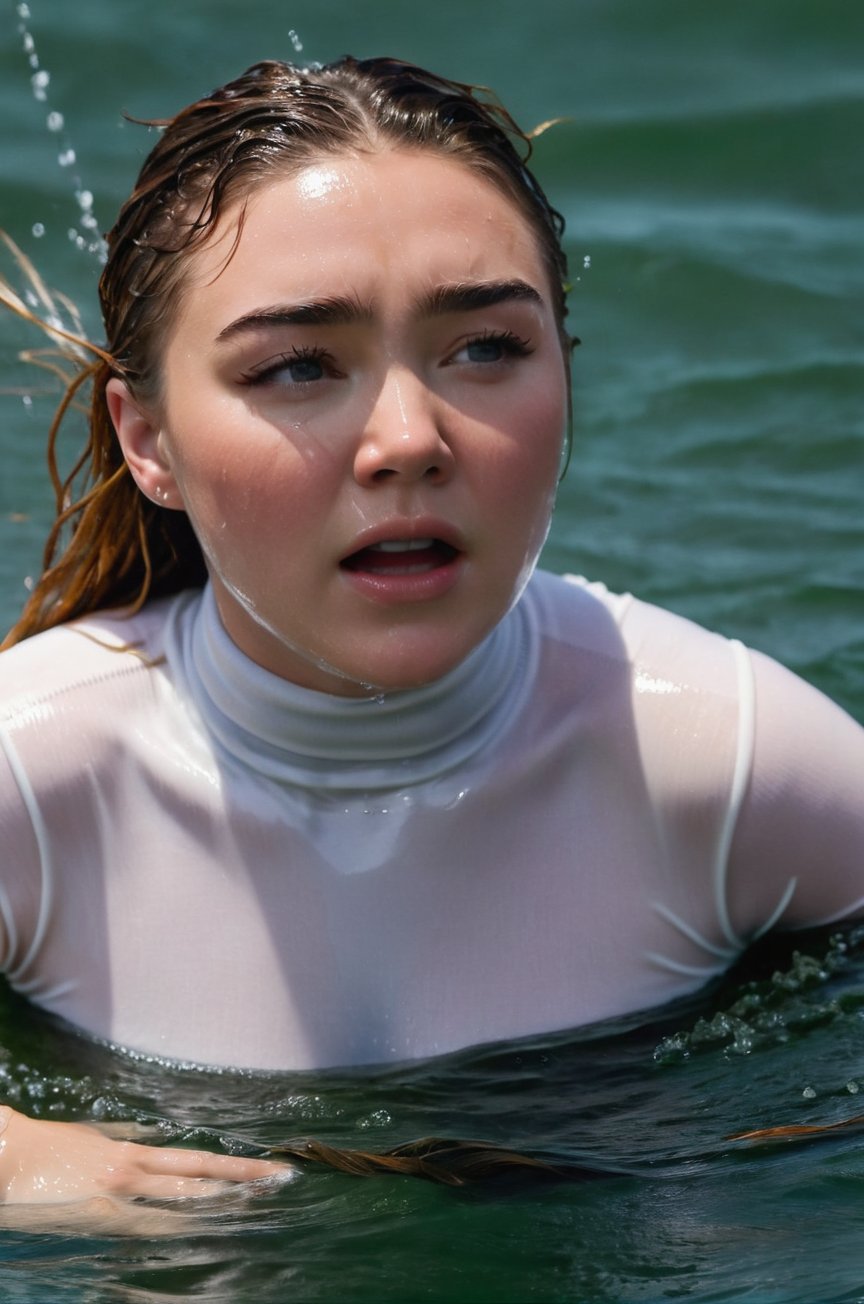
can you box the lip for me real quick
[338,517,466,605]
[339,518,466,560]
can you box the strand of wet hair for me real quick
[263,1135,613,1187]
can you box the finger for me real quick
[134,1145,295,1184]
[120,1172,237,1201]
[0,1195,206,1238]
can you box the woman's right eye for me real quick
[240,347,340,388]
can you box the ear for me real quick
[106,377,183,509]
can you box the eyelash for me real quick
[238,329,534,388]
[451,329,534,362]
[239,346,341,387]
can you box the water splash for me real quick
[654,930,856,1064]
[14,1,107,262]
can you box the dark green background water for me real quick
[0,1,863,1299]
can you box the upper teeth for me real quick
[370,538,435,552]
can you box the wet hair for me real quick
[1,55,571,648]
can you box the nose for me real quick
[353,370,455,487]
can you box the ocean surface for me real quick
[0,0,862,1299]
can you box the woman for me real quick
[0,56,862,1207]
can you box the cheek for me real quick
[164,409,337,535]
[491,386,566,501]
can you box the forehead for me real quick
[175,149,552,317]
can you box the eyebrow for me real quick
[415,279,543,316]
[215,295,372,343]
[214,279,543,345]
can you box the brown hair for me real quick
[2,56,571,648]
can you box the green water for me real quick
[0,0,863,1299]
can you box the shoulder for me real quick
[526,569,738,695]
[0,590,200,729]
[525,571,750,818]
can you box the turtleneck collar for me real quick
[169,584,536,793]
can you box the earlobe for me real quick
[105,377,182,509]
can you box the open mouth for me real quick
[340,537,460,576]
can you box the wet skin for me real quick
[108,150,569,695]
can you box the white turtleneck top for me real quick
[0,571,862,1070]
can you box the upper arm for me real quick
[0,726,43,973]
[727,648,864,934]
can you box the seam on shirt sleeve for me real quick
[713,638,757,950]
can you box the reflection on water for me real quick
[2,927,864,1300]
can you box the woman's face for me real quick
[110,149,569,695]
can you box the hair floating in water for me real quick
[265,1135,612,1187]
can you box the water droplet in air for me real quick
[847,1080,860,1094]
[46,110,64,132]
[802,1085,817,1099]
[31,222,45,238]
[17,3,31,20]
[58,148,76,167]
[288,29,303,52]
[583,254,591,269]
[21,394,33,409]
[31,69,49,101]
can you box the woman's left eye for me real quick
[448,330,533,366]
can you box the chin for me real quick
[344,636,489,697]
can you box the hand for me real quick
[0,1105,293,1205]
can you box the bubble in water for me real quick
[288,29,303,53]
[46,109,64,132]
[30,68,49,101]
[30,222,45,238]
[357,1108,392,1130]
